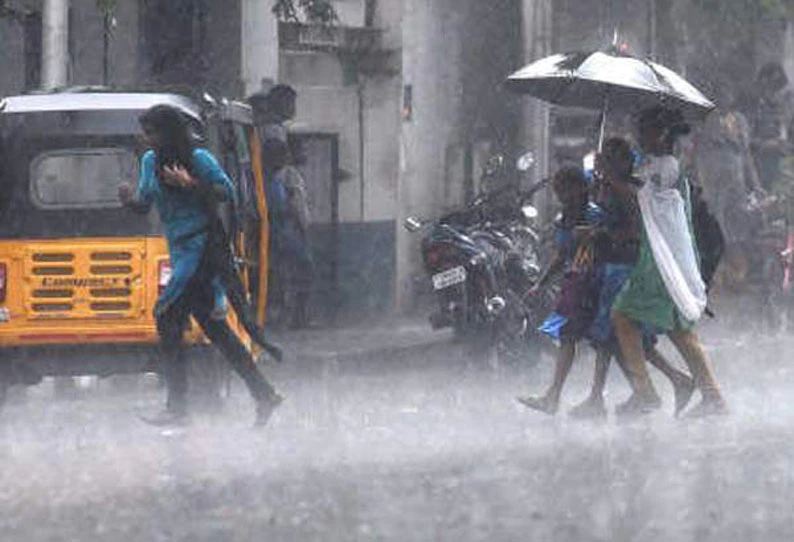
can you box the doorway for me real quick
[288,133,340,323]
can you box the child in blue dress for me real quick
[517,166,603,415]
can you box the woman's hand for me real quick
[162,165,196,188]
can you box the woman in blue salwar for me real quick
[119,105,282,427]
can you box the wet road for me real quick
[1,327,793,541]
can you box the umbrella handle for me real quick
[598,93,609,153]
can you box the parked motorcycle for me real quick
[404,152,552,362]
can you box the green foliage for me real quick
[273,0,338,25]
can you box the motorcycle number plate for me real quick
[432,266,467,290]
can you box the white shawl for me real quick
[636,155,707,322]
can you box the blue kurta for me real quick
[134,148,235,316]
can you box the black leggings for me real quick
[156,254,276,413]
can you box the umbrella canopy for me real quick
[505,51,716,120]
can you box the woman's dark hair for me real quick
[637,106,690,153]
[267,84,297,102]
[553,165,587,190]
[758,62,788,91]
[139,104,196,177]
[602,137,634,175]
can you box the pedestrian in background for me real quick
[249,84,297,144]
[740,62,792,192]
[695,83,763,292]
[263,138,315,329]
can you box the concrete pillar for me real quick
[241,0,279,95]
[41,0,69,89]
[520,0,553,214]
[784,22,794,85]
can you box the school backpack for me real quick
[690,183,725,289]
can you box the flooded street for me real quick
[1,326,792,541]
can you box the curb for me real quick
[271,325,455,370]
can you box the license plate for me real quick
[432,266,467,290]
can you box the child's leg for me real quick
[569,347,610,419]
[590,347,611,400]
[518,338,576,415]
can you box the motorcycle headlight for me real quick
[469,253,487,267]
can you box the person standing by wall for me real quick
[695,84,763,294]
[263,138,315,329]
[741,63,792,193]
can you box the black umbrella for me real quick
[506,49,716,147]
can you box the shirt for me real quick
[134,148,235,314]
[135,148,235,246]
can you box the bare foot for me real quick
[569,396,607,420]
[615,392,662,418]
[517,395,559,415]
[683,397,728,419]
[673,376,696,417]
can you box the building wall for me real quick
[396,0,523,309]
[0,15,27,96]
[277,4,404,318]
[518,0,553,217]
[2,0,526,318]
[0,0,141,93]
[0,0,42,96]
[1,0,245,97]
[242,0,279,94]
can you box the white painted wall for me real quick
[396,0,467,308]
[519,0,553,215]
[784,22,794,88]
[288,83,363,223]
[280,52,401,225]
[275,0,524,311]
[0,17,26,96]
[333,0,366,27]
[242,0,280,95]
[41,0,69,89]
